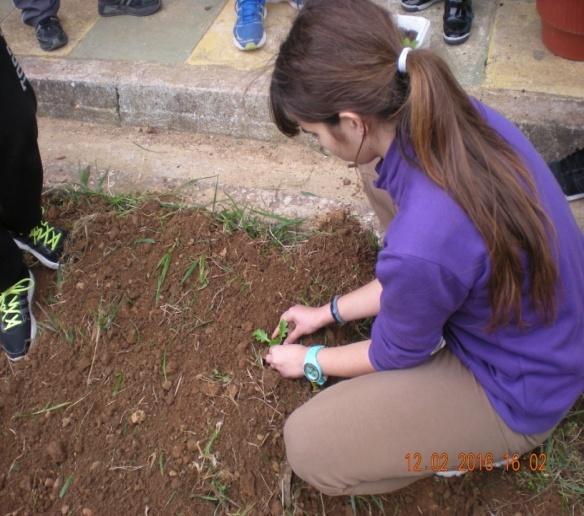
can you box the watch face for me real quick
[304,363,319,382]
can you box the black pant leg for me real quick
[0,32,43,289]
[0,229,25,292]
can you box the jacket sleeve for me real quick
[369,251,470,371]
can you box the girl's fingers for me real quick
[284,326,303,345]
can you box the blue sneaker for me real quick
[233,0,267,51]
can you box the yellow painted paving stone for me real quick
[485,0,584,98]
[188,0,297,70]
[0,0,98,57]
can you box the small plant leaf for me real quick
[252,320,289,346]
[252,329,270,344]
[277,320,289,342]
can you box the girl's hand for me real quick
[264,344,307,378]
[273,305,332,344]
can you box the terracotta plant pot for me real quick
[536,0,584,61]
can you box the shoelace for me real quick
[0,278,32,331]
[30,221,62,252]
[236,0,263,23]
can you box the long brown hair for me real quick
[270,0,557,330]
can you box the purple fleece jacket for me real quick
[369,100,584,435]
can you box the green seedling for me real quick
[59,474,74,499]
[252,319,288,346]
[180,255,209,290]
[112,371,125,396]
[155,242,177,302]
[211,369,232,385]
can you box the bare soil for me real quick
[0,192,575,515]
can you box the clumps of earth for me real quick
[0,191,571,514]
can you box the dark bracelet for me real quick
[330,295,346,325]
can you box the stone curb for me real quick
[22,56,584,160]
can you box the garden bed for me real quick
[0,191,580,515]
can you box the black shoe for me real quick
[548,148,584,202]
[35,16,68,52]
[0,271,36,362]
[443,0,473,45]
[400,0,442,12]
[98,0,162,17]
[11,220,66,270]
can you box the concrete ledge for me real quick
[23,56,584,160]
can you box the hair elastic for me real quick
[397,47,413,74]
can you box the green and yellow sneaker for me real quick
[0,271,36,362]
[12,220,66,270]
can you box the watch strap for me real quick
[304,345,327,385]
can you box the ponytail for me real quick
[404,50,557,329]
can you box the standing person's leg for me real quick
[0,32,63,361]
[12,0,67,51]
[284,348,553,495]
[358,159,396,234]
[13,0,59,26]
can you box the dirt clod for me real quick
[46,441,67,464]
[161,380,172,391]
[130,410,146,425]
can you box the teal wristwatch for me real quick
[303,345,327,386]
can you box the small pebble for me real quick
[161,380,172,391]
[130,410,146,425]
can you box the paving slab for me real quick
[70,0,226,64]
[0,0,97,56]
[0,0,13,23]
[485,0,584,98]
[188,0,296,70]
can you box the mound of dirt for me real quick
[0,193,569,514]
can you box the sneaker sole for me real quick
[566,192,584,202]
[5,271,37,363]
[38,35,68,52]
[98,2,161,17]
[434,459,507,478]
[443,31,471,45]
[400,0,441,12]
[233,32,267,51]
[266,0,301,7]
[13,239,60,270]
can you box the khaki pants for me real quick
[284,348,553,496]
